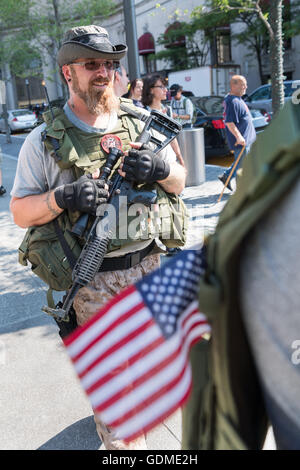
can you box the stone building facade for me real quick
[2,0,300,109]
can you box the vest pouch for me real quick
[107,202,153,252]
[106,214,161,253]
[156,186,189,248]
[18,213,82,292]
[106,186,189,251]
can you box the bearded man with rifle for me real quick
[10,25,187,450]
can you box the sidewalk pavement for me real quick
[0,151,274,450]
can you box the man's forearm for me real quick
[159,162,186,194]
[226,122,244,142]
[10,192,63,228]
[173,113,191,121]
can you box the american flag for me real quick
[63,248,210,442]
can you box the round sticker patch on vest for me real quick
[100,134,123,154]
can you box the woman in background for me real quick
[142,74,185,167]
[142,74,185,257]
[128,78,144,108]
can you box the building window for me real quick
[164,21,186,49]
[208,25,232,66]
[216,28,232,64]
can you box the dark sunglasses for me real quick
[69,60,119,72]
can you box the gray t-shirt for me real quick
[11,103,176,198]
[240,180,300,449]
[11,119,73,198]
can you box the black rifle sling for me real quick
[53,218,77,270]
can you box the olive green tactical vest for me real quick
[18,99,188,296]
[42,98,141,178]
[40,100,188,249]
[182,101,300,450]
[42,99,145,232]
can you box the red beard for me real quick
[70,68,119,115]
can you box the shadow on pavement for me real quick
[183,193,231,206]
[37,415,101,450]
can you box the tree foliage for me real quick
[197,0,286,114]
[154,1,291,114]
[0,0,116,77]
[154,18,210,71]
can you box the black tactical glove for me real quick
[54,174,109,215]
[122,148,170,184]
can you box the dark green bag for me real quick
[18,212,82,292]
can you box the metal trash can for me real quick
[177,128,205,186]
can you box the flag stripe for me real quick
[90,312,207,417]
[97,324,206,425]
[122,384,192,443]
[80,320,162,390]
[80,301,200,389]
[85,335,165,395]
[83,313,206,397]
[77,314,154,378]
[92,320,206,415]
[103,326,206,428]
[87,306,199,409]
[72,300,145,365]
[65,287,140,354]
[75,305,150,375]
[112,364,192,441]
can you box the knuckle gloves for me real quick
[54,150,169,214]
[122,148,170,184]
[54,174,109,215]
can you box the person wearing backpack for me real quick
[170,84,194,129]
[181,99,300,450]
[10,24,187,451]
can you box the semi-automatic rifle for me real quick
[43,109,182,325]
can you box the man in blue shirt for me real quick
[218,75,256,191]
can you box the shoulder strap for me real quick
[53,218,77,269]
[119,98,148,122]
[119,98,145,142]
[166,105,172,117]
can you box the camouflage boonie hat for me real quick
[57,25,127,67]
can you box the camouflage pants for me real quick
[73,253,161,326]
